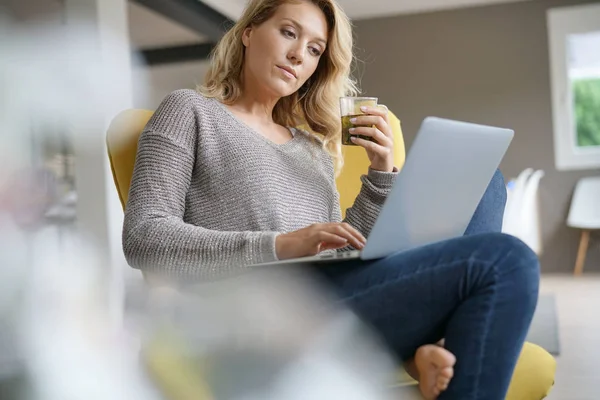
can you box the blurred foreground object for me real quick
[139,269,398,400]
[0,9,150,399]
[1,169,58,232]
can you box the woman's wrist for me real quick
[369,164,395,173]
[367,166,398,187]
[274,233,290,260]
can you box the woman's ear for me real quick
[242,27,252,47]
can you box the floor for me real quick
[540,274,600,400]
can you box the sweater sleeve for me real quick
[330,167,398,240]
[122,90,279,280]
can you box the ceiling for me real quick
[128,2,206,49]
[128,0,531,50]
[201,0,531,20]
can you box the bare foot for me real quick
[414,344,456,400]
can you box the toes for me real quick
[440,366,454,379]
[445,351,457,366]
[437,376,450,389]
[436,368,453,392]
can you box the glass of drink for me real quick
[340,96,378,146]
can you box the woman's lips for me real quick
[277,66,296,80]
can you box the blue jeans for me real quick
[315,170,540,400]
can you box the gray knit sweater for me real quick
[123,89,397,280]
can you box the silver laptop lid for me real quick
[361,117,514,260]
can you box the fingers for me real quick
[349,106,395,172]
[280,223,367,259]
[340,222,367,247]
[319,241,348,251]
[329,223,366,249]
[317,231,349,247]
[349,115,386,131]
[348,126,392,147]
[314,223,366,250]
[359,104,389,120]
[350,108,393,141]
[350,136,392,158]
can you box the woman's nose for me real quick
[287,47,304,65]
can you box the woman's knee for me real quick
[498,232,538,267]
[466,232,539,286]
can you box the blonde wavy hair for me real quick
[199,0,358,174]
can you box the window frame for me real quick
[547,3,600,171]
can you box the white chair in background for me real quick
[567,176,600,276]
[503,168,544,256]
[519,170,545,256]
[503,168,534,235]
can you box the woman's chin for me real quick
[266,81,299,99]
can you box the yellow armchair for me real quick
[106,108,555,399]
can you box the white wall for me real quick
[132,60,211,110]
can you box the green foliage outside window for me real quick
[573,78,600,147]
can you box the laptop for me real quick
[256,116,514,266]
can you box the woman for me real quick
[123,0,539,398]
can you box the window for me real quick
[548,4,600,170]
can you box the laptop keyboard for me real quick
[317,250,361,260]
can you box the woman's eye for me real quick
[282,29,296,39]
[309,47,322,57]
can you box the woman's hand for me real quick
[275,223,366,260]
[348,105,395,172]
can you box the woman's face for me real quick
[242,1,328,99]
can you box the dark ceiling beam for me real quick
[138,42,216,65]
[131,0,235,42]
